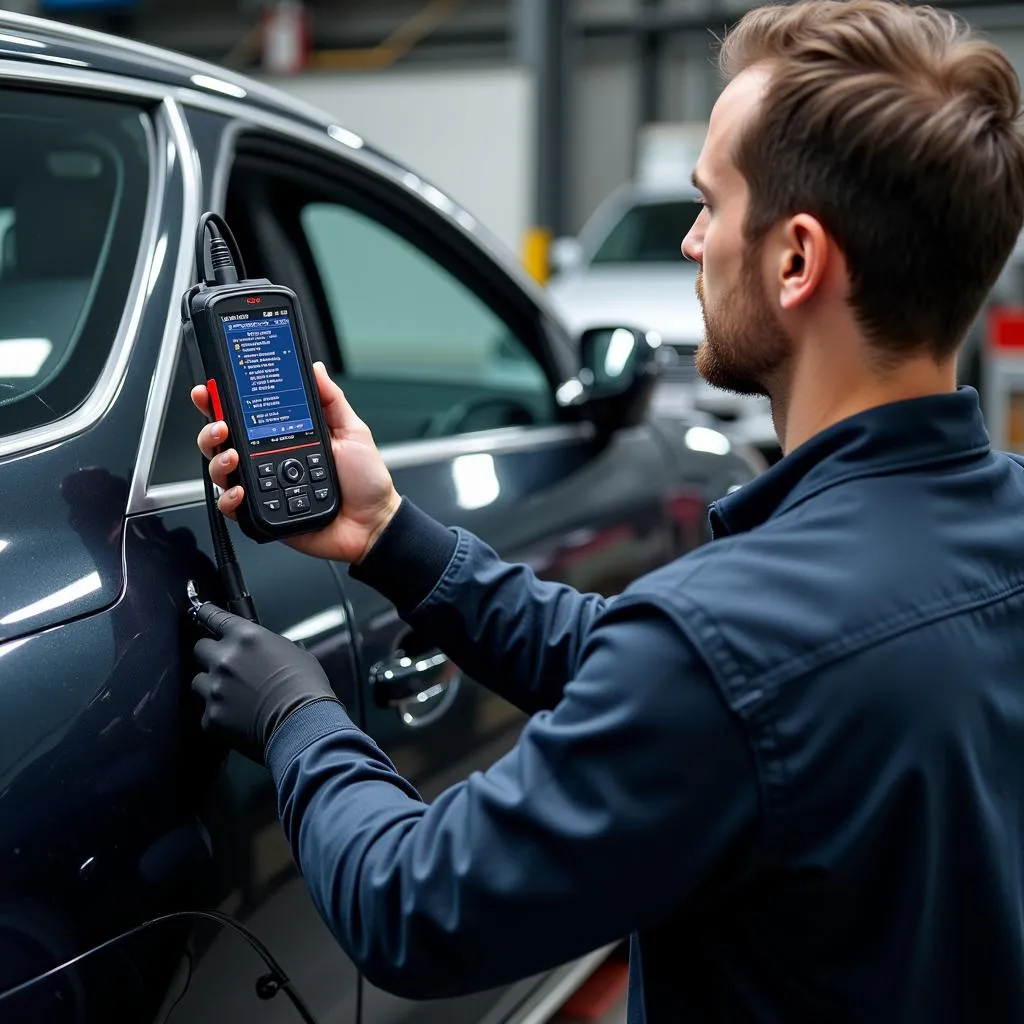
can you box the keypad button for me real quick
[314,487,330,502]
[279,459,305,486]
[263,499,282,512]
[288,495,311,515]
[306,453,323,468]
[257,463,275,477]
[285,485,309,499]
[310,467,327,482]
[259,477,278,492]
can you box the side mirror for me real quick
[580,326,661,395]
[549,236,583,275]
[556,326,667,432]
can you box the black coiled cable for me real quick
[0,909,319,1023]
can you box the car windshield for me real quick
[590,199,704,265]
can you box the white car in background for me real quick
[547,181,780,462]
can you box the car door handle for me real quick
[369,649,451,708]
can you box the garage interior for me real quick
[33,0,1024,464]
[6,1,1024,1022]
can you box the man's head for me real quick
[683,0,1024,407]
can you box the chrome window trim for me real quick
[124,99,202,516]
[138,422,597,515]
[0,57,170,99]
[208,112,241,213]
[131,87,587,515]
[0,69,168,461]
[380,422,595,469]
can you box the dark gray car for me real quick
[0,13,762,1024]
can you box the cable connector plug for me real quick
[209,236,239,285]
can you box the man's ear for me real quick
[777,214,829,311]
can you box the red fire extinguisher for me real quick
[262,0,309,76]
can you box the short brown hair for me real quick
[719,0,1024,360]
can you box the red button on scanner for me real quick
[207,378,224,423]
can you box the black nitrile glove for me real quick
[192,602,339,765]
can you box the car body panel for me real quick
[1,911,324,1023]
[0,91,172,643]
[142,503,364,1024]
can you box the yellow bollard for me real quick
[521,226,553,286]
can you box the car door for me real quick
[120,103,367,1024]
[0,68,350,1023]
[215,126,723,1024]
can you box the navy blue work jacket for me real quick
[266,387,1024,1022]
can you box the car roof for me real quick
[0,10,365,141]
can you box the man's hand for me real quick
[192,602,339,764]
[192,362,401,564]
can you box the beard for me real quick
[694,248,790,398]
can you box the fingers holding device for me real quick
[182,212,341,544]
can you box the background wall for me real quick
[570,36,637,235]
[39,0,1024,246]
[985,25,1024,76]
[264,65,535,256]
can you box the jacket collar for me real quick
[709,387,991,539]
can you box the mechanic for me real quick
[190,2,1024,1019]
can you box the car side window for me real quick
[150,345,207,487]
[0,92,150,437]
[299,202,554,447]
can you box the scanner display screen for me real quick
[220,308,315,446]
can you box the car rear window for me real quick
[590,199,704,265]
[0,89,150,438]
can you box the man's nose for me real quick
[682,231,702,265]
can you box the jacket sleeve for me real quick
[349,497,609,714]
[266,596,759,999]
